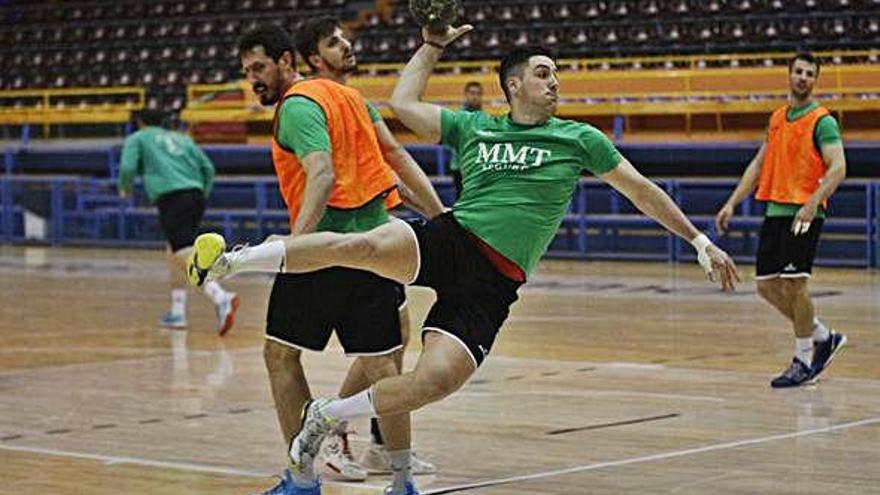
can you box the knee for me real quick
[784,278,810,298]
[263,340,300,375]
[416,363,464,403]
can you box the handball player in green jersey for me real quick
[187,24,740,479]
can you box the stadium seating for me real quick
[0,0,876,112]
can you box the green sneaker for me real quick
[187,233,227,287]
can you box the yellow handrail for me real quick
[0,86,145,134]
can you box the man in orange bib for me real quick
[236,25,444,495]
[716,52,847,388]
[294,16,438,482]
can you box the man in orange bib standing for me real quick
[294,16,438,481]
[233,25,444,495]
[715,52,847,388]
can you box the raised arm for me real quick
[373,119,445,218]
[600,158,741,291]
[389,25,472,142]
[715,142,766,234]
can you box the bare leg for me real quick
[264,340,311,443]
[169,247,189,290]
[756,278,794,321]
[357,354,411,452]
[786,278,815,339]
[277,219,419,284]
[373,332,476,416]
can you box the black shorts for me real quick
[156,189,205,252]
[266,268,402,355]
[756,216,824,279]
[406,213,522,367]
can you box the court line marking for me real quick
[4,416,877,494]
[422,415,880,494]
[0,443,387,492]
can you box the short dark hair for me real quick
[498,46,554,102]
[789,51,820,76]
[296,16,340,71]
[464,81,483,91]
[238,25,296,64]
[135,109,165,127]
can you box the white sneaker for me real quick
[215,292,240,336]
[358,444,437,475]
[321,431,368,481]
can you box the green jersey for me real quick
[118,126,215,203]
[441,109,621,275]
[276,97,388,233]
[447,106,483,172]
[765,101,842,218]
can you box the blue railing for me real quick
[1,174,877,268]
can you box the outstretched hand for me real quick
[423,24,474,48]
[697,243,741,292]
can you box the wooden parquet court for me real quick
[1,246,879,494]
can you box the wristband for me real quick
[690,233,712,252]
[425,41,445,50]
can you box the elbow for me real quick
[389,96,407,119]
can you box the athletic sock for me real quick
[812,317,830,342]
[795,337,813,367]
[322,388,377,421]
[202,280,227,305]
[171,289,187,316]
[232,240,286,273]
[389,449,413,493]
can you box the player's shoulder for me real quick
[550,117,608,140]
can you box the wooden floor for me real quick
[1,246,879,495]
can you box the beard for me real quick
[325,55,357,74]
[792,85,812,100]
[252,81,278,105]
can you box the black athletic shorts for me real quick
[406,212,523,367]
[756,216,824,279]
[156,188,205,252]
[266,268,402,355]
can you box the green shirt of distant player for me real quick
[441,109,621,276]
[118,126,215,203]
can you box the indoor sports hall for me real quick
[1,1,879,494]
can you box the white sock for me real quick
[795,338,813,366]
[323,388,377,421]
[202,280,227,305]
[812,317,830,342]
[389,449,413,493]
[232,240,286,273]
[171,289,187,316]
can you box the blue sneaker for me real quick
[384,481,420,495]
[770,357,814,388]
[216,293,240,336]
[159,312,187,329]
[256,470,321,495]
[811,330,847,379]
